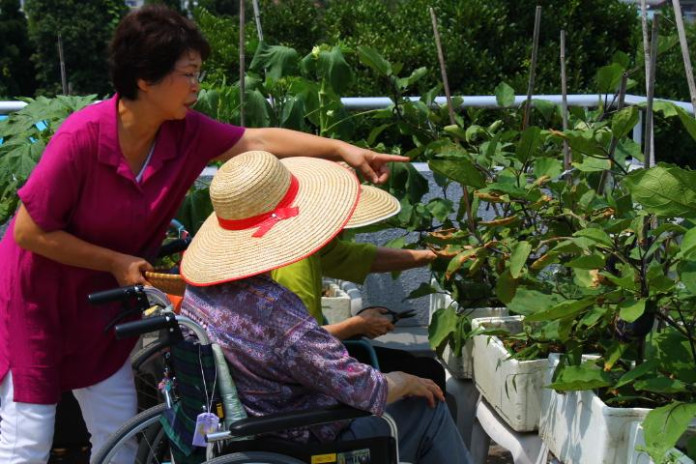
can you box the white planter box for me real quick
[626,422,694,464]
[540,354,652,464]
[321,282,352,325]
[428,279,507,379]
[471,316,547,432]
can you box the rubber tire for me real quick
[90,403,169,464]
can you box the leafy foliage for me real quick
[24,0,127,97]
[0,95,96,223]
[0,0,36,98]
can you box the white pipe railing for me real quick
[2,94,694,115]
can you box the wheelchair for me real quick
[89,284,407,464]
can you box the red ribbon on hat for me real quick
[217,175,300,238]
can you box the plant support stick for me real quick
[239,0,246,126]
[560,30,570,173]
[523,6,542,130]
[429,7,476,235]
[672,0,696,115]
[645,14,659,169]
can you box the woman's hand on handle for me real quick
[109,253,153,286]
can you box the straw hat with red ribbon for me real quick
[181,151,360,286]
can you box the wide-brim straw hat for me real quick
[345,185,401,229]
[181,151,359,286]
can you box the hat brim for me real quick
[181,157,359,286]
[345,185,401,229]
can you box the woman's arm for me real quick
[324,308,394,340]
[13,205,153,286]
[369,248,437,273]
[217,127,409,184]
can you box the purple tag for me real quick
[192,412,220,447]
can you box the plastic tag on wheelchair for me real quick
[192,412,219,447]
[311,448,371,463]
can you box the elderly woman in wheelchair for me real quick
[174,151,472,464]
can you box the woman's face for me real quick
[141,50,203,120]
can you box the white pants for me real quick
[0,361,137,464]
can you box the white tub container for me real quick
[626,422,694,464]
[471,316,547,432]
[321,281,353,324]
[539,354,651,464]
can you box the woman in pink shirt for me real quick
[0,5,406,463]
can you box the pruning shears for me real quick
[357,305,417,323]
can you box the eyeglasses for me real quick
[174,70,206,85]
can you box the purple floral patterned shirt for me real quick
[180,275,388,443]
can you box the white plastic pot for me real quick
[321,281,353,324]
[539,354,652,464]
[626,422,694,464]
[471,316,547,432]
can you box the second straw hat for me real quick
[346,185,401,229]
[181,151,359,286]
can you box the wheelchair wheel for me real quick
[91,403,171,464]
[131,338,169,411]
[203,451,306,463]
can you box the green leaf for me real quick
[396,67,428,89]
[595,63,624,93]
[573,228,613,248]
[507,289,565,316]
[426,198,454,222]
[634,377,688,394]
[614,358,659,389]
[525,297,595,322]
[566,253,606,269]
[611,106,640,139]
[494,82,515,107]
[509,241,532,278]
[495,269,517,304]
[428,306,457,352]
[406,283,438,300]
[429,157,486,189]
[515,126,542,164]
[549,362,612,391]
[624,165,696,218]
[679,227,696,259]
[249,43,299,80]
[573,156,611,172]
[619,299,646,323]
[678,260,696,294]
[317,46,354,94]
[357,46,392,77]
[642,402,696,463]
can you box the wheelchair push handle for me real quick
[114,314,177,340]
[88,284,145,306]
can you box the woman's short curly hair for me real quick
[109,5,210,100]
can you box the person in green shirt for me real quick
[272,185,446,391]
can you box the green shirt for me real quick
[271,239,377,323]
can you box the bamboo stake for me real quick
[239,0,246,126]
[523,6,542,130]
[645,13,659,169]
[560,30,570,173]
[672,0,696,114]
[429,7,456,126]
[57,33,68,95]
[429,7,476,236]
[252,0,263,42]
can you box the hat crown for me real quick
[210,151,291,221]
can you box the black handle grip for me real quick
[114,314,176,339]
[88,285,144,306]
[157,237,192,258]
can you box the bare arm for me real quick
[13,205,153,286]
[324,308,394,340]
[384,371,444,407]
[369,247,437,273]
[216,127,409,184]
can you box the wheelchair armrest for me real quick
[229,404,371,437]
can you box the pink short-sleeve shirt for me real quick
[0,95,244,404]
